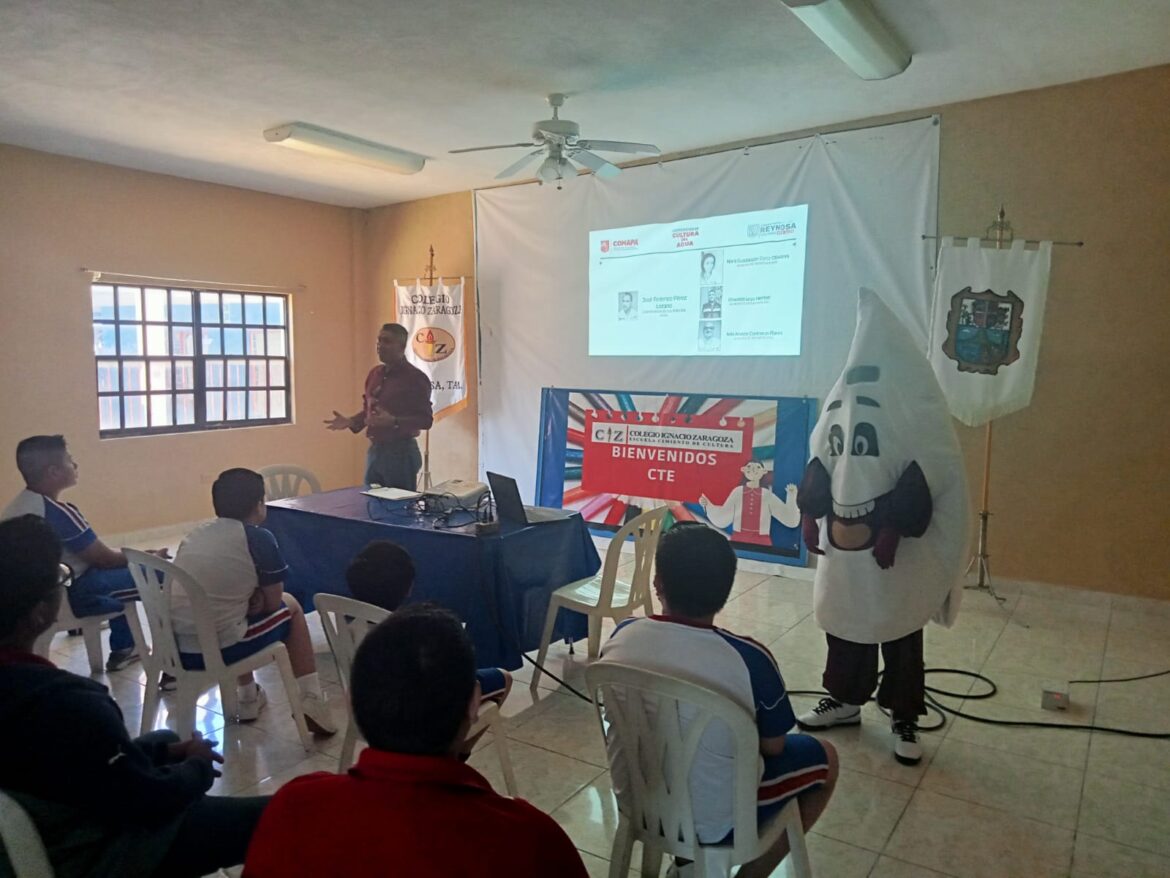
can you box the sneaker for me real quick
[105,648,140,672]
[664,860,695,878]
[300,692,338,737]
[237,686,268,722]
[796,697,862,730]
[892,718,923,765]
[159,672,178,692]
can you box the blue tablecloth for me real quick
[264,488,599,670]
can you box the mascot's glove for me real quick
[801,515,824,555]
[873,528,900,569]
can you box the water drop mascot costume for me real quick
[795,289,969,765]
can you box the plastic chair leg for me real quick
[82,622,104,674]
[493,726,518,797]
[173,689,199,739]
[219,682,240,720]
[587,613,602,660]
[608,818,634,878]
[530,600,560,690]
[785,807,813,878]
[274,648,313,752]
[140,682,162,736]
[337,714,359,772]
[640,841,664,878]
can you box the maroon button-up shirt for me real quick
[351,360,434,443]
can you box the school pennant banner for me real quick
[928,238,1053,426]
[394,278,467,420]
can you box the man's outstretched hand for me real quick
[324,411,352,431]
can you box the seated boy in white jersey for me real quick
[2,435,159,672]
[598,523,838,878]
[172,468,336,735]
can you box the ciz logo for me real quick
[592,424,627,443]
[412,326,456,363]
[600,240,610,253]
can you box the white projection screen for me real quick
[476,116,940,500]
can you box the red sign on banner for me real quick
[581,409,755,503]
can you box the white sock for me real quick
[237,681,259,701]
[297,672,323,700]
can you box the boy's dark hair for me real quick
[380,323,409,343]
[654,522,737,618]
[346,540,415,611]
[0,516,63,638]
[15,435,68,485]
[212,468,266,520]
[350,604,475,756]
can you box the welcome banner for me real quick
[394,278,467,419]
[536,388,815,563]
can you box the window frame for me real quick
[91,283,293,438]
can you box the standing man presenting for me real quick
[326,323,434,490]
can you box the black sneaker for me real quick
[105,648,140,672]
[892,718,923,765]
[159,672,178,692]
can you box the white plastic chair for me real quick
[530,507,668,689]
[315,593,517,795]
[259,465,322,501]
[123,549,312,751]
[585,662,812,878]
[31,600,123,675]
[0,790,54,878]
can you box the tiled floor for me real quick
[48,538,1170,878]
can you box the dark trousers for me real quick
[365,438,422,490]
[822,628,925,720]
[151,793,270,877]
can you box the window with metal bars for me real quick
[91,283,292,437]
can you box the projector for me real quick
[421,479,489,512]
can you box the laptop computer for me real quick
[486,472,573,526]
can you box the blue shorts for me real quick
[179,606,293,671]
[477,668,509,703]
[719,733,830,844]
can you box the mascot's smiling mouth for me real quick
[799,458,932,555]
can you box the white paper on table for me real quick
[361,487,422,501]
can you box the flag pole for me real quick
[962,206,1012,606]
[418,247,437,491]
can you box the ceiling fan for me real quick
[449,93,660,187]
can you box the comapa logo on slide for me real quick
[604,238,639,251]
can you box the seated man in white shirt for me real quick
[598,523,838,878]
[172,468,335,735]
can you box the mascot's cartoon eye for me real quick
[829,425,844,456]
[851,423,879,457]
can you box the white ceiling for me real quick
[2,1,1169,208]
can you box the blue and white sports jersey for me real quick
[598,615,796,843]
[2,489,98,577]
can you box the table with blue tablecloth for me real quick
[264,488,598,670]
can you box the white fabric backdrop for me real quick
[476,117,940,499]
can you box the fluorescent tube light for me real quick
[782,0,910,80]
[263,122,426,174]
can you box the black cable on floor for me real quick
[793,666,1170,738]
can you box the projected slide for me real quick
[589,205,808,357]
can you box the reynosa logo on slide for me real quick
[412,326,456,362]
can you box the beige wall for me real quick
[3,63,1168,596]
[358,66,1170,598]
[0,146,365,533]
[359,192,479,482]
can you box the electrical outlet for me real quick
[1041,682,1070,711]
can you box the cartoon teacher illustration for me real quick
[699,460,800,545]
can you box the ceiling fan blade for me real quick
[495,148,547,179]
[448,142,536,154]
[576,140,660,155]
[571,149,621,179]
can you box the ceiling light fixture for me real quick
[781,0,910,80]
[263,122,426,174]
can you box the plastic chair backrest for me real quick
[595,506,669,611]
[584,662,767,865]
[0,790,54,877]
[124,549,229,677]
[314,594,390,695]
[259,465,322,501]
